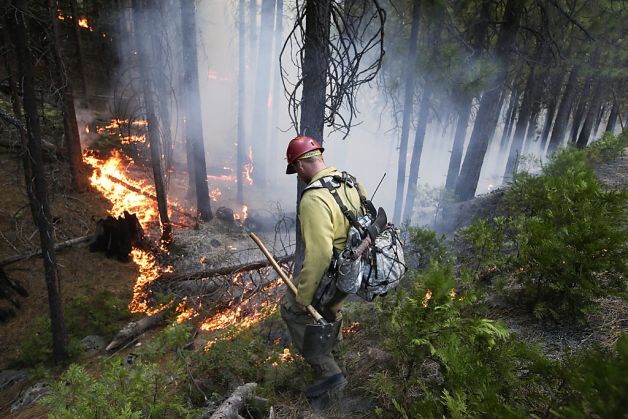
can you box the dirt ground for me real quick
[0,150,138,367]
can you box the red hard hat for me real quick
[285,136,324,174]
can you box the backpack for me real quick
[304,172,407,302]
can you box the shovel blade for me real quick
[302,320,342,359]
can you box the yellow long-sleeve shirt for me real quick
[295,167,367,306]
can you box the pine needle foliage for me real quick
[461,132,627,320]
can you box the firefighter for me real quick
[280,135,366,408]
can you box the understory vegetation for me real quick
[40,134,627,417]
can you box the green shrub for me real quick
[41,324,199,417]
[585,129,627,163]
[504,149,627,319]
[13,316,82,367]
[554,335,628,418]
[458,217,509,283]
[372,262,536,417]
[407,227,450,269]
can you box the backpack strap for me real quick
[303,172,375,232]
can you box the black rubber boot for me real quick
[306,373,347,411]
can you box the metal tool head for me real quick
[302,319,342,359]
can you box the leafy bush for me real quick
[407,226,450,269]
[585,129,627,163]
[504,148,627,319]
[554,335,628,418]
[41,324,199,418]
[371,262,536,417]
[65,290,133,339]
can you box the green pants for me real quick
[280,290,345,379]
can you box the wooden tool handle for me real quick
[249,233,325,323]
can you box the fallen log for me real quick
[156,254,294,283]
[106,309,167,352]
[202,382,257,419]
[0,235,92,267]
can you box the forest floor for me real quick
[0,144,626,417]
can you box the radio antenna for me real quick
[370,173,386,201]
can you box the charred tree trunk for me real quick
[1,25,29,180]
[593,104,605,138]
[237,0,247,203]
[269,0,284,184]
[48,0,87,192]
[539,71,566,151]
[180,0,212,221]
[445,95,472,192]
[570,65,595,144]
[294,0,331,277]
[133,0,173,240]
[393,0,421,223]
[69,0,88,95]
[251,0,276,187]
[454,0,523,201]
[8,0,68,364]
[248,0,258,74]
[499,89,519,151]
[576,77,605,148]
[547,65,580,154]
[606,97,619,133]
[504,62,540,180]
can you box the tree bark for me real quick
[69,0,88,95]
[8,0,68,364]
[180,0,212,221]
[48,0,88,192]
[206,383,257,419]
[294,0,331,277]
[133,0,173,241]
[454,0,524,201]
[569,77,592,144]
[547,64,580,154]
[499,89,519,151]
[445,95,472,192]
[605,97,619,133]
[106,310,167,351]
[251,0,276,187]
[237,0,247,203]
[393,0,421,223]
[539,71,566,151]
[269,0,284,186]
[576,77,605,148]
[504,60,541,180]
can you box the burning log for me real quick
[89,211,145,262]
[0,235,92,267]
[101,171,196,221]
[105,309,167,352]
[202,382,257,419]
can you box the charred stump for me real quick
[89,211,145,262]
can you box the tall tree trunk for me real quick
[8,0,68,364]
[402,84,432,223]
[592,104,605,138]
[445,95,472,192]
[133,0,173,240]
[499,89,518,151]
[48,0,87,192]
[180,0,212,221]
[269,0,284,187]
[393,0,421,223]
[69,0,88,95]
[547,64,580,154]
[539,71,566,151]
[251,0,276,187]
[569,77,592,144]
[454,0,523,201]
[605,97,619,133]
[576,77,604,148]
[504,62,539,180]
[237,0,247,203]
[294,0,331,277]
